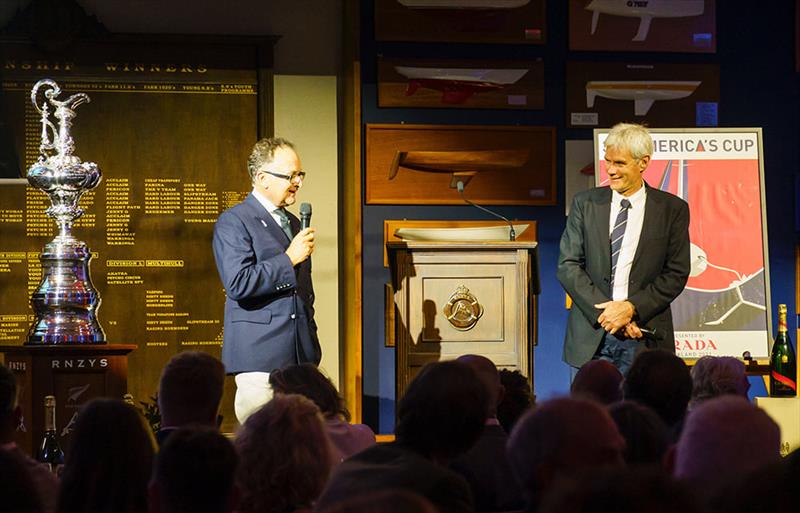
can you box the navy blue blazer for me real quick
[212,193,320,374]
[557,184,690,367]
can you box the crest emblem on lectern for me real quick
[443,285,483,331]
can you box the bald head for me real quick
[571,360,623,405]
[456,354,502,416]
[674,396,780,490]
[507,397,625,502]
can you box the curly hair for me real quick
[269,363,349,421]
[247,137,295,182]
[235,394,333,513]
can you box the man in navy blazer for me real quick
[557,123,690,376]
[212,137,320,422]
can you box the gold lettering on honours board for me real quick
[104,63,208,73]
[4,60,74,71]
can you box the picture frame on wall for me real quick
[366,124,556,205]
[374,0,546,44]
[569,0,716,53]
[378,57,544,110]
[566,61,720,129]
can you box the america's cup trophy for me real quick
[25,79,105,344]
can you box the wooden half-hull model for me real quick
[398,0,530,9]
[389,148,530,188]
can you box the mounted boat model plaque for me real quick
[25,79,105,344]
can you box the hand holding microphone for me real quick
[287,203,314,266]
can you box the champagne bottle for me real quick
[769,304,797,397]
[37,395,65,473]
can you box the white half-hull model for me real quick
[395,66,528,84]
[586,80,701,115]
[398,0,530,9]
[395,224,529,241]
[586,0,705,41]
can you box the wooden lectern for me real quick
[387,241,539,399]
[0,344,136,456]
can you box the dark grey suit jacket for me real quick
[557,184,690,367]
[212,193,320,374]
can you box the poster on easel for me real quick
[593,128,770,360]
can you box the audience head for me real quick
[608,400,671,466]
[395,360,489,462]
[689,356,750,408]
[57,398,156,513]
[235,393,332,513]
[150,427,238,513]
[673,395,780,492]
[624,349,692,433]
[540,467,702,513]
[0,448,43,513]
[507,397,625,505]
[158,351,225,428]
[497,369,534,434]
[455,354,503,417]
[0,364,22,442]
[571,359,623,405]
[269,363,349,421]
[317,489,438,513]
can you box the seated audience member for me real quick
[506,397,625,513]
[450,354,523,512]
[608,401,671,466]
[0,364,58,513]
[539,467,702,513]
[671,395,780,502]
[57,398,156,513]
[317,360,490,513]
[149,427,238,513]
[497,369,534,434]
[156,351,226,446]
[623,349,692,439]
[236,394,333,513]
[269,363,375,462]
[709,447,800,513]
[317,489,438,513]
[0,448,44,513]
[570,359,623,405]
[689,355,750,409]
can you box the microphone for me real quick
[456,181,515,241]
[300,202,312,230]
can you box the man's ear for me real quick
[638,155,651,171]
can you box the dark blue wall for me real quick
[360,1,799,432]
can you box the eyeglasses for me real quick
[261,170,306,183]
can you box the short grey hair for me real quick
[689,356,748,407]
[247,137,295,182]
[604,123,653,161]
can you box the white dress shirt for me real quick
[608,184,647,301]
[252,188,286,228]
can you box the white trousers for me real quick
[234,371,273,424]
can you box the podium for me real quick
[387,241,539,399]
[0,344,136,456]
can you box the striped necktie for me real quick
[274,208,293,240]
[610,198,632,286]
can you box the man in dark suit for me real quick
[558,123,690,376]
[212,137,319,423]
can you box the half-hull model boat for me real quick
[586,0,704,41]
[398,0,530,9]
[395,66,529,104]
[586,80,701,115]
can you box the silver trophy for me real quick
[25,79,105,344]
